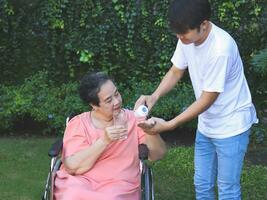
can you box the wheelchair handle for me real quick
[48,113,77,158]
[139,144,149,160]
[48,138,63,157]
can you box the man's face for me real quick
[177,29,202,44]
[94,80,122,119]
[176,21,209,45]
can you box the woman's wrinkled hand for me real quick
[102,125,128,144]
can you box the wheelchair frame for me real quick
[42,138,63,200]
[42,117,154,200]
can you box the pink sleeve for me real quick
[137,126,146,144]
[62,116,92,158]
[126,109,146,144]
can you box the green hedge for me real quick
[0,0,266,85]
[250,47,267,115]
[0,70,194,134]
[0,71,87,133]
[1,70,266,146]
[0,0,266,142]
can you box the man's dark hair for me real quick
[78,71,112,106]
[169,0,211,34]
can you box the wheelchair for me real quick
[42,115,154,200]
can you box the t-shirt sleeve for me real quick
[137,126,146,144]
[202,55,232,93]
[62,116,91,158]
[171,40,188,70]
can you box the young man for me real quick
[134,0,258,199]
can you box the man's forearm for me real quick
[152,66,185,100]
[168,91,219,130]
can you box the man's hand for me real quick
[134,95,158,111]
[138,117,172,134]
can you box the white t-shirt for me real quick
[171,23,258,138]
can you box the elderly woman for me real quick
[54,72,166,200]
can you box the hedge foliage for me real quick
[0,71,195,134]
[1,70,265,144]
[0,0,266,85]
[0,71,87,133]
[0,0,266,138]
[250,47,267,114]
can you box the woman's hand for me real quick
[102,125,128,144]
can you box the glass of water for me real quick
[113,109,128,140]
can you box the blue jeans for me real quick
[194,129,250,200]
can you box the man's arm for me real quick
[134,65,185,110]
[168,91,219,129]
[138,91,219,133]
[152,65,185,101]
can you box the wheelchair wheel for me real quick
[42,158,62,200]
[141,162,154,200]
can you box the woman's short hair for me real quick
[169,0,211,34]
[78,71,112,106]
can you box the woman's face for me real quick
[93,80,122,119]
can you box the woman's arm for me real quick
[145,134,167,161]
[64,125,127,175]
[63,137,108,175]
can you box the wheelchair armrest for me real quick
[48,138,63,157]
[139,144,149,160]
[48,113,78,158]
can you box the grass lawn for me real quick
[0,137,55,200]
[0,137,267,200]
[154,147,267,200]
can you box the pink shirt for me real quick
[54,109,146,200]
